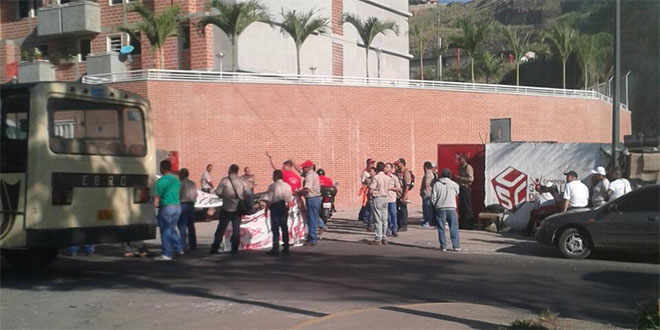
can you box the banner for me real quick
[194,190,223,208]
[484,143,608,210]
[219,199,307,251]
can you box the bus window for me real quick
[47,98,146,157]
[1,89,29,173]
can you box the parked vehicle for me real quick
[535,184,659,259]
[320,186,337,224]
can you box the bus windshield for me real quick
[48,98,147,157]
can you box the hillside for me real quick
[409,0,659,137]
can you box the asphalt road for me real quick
[1,223,658,330]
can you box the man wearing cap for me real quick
[431,168,461,251]
[301,160,322,245]
[420,161,436,228]
[590,166,610,207]
[369,162,390,245]
[562,170,589,212]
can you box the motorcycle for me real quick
[320,186,337,224]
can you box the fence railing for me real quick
[82,69,627,108]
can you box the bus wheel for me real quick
[1,248,58,272]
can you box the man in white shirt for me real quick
[562,170,589,212]
[261,170,294,256]
[590,166,610,207]
[608,168,632,201]
[201,164,214,193]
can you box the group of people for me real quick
[562,166,632,211]
[151,154,337,261]
[358,155,474,251]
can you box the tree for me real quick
[278,9,328,75]
[198,0,269,71]
[120,3,180,69]
[477,51,502,84]
[343,14,399,78]
[501,26,533,86]
[410,20,433,80]
[543,23,578,89]
[449,18,492,83]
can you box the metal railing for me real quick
[82,69,627,108]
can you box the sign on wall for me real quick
[484,143,608,209]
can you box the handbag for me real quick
[228,177,249,215]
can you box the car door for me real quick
[594,186,659,252]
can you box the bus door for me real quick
[0,88,29,244]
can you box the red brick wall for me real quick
[109,81,632,209]
[332,0,343,36]
[332,42,343,76]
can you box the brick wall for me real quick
[332,42,343,76]
[108,81,632,209]
[331,0,343,36]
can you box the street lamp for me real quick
[216,52,224,77]
[611,0,621,170]
[376,47,382,79]
[309,66,317,75]
[625,71,632,106]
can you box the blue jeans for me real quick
[422,196,434,225]
[306,196,322,243]
[359,204,372,224]
[158,204,183,257]
[435,208,460,249]
[178,202,194,250]
[387,202,398,234]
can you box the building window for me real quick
[80,39,91,61]
[107,35,124,53]
[490,118,511,143]
[109,0,133,6]
[17,0,42,19]
[180,24,190,50]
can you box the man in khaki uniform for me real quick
[454,154,474,229]
[369,162,391,245]
[210,164,249,255]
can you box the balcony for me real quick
[37,1,101,37]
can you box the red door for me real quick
[437,144,486,222]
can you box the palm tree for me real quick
[343,14,399,78]
[543,23,578,89]
[410,21,432,80]
[478,51,501,84]
[198,0,269,71]
[449,19,491,83]
[575,33,597,90]
[501,26,533,86]
[120,3,180,69]
[278,9,328,75]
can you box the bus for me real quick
[1,82,156,268]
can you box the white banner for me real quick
[194,190,223,208]
[484,143,608,210]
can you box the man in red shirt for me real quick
[266,152,301,193]
[317,168,334,187]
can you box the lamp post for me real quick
[376,47,382,79]
[625,71,631,106]
[611,0,621,170]
[216,52,224,77]
[309,66,317,75]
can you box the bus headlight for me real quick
[133,187,150,204]
[52,188,73,205]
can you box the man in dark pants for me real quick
[261,170,294,256]
[454,154,474,229]
[178,168,198,250]
[210,164,249,255]
[395,158,413,232]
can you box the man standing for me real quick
[301,160,322,245]
[562,170,589,212]
[210,164,249,255]
[590,166,610,207]
[431,168,461,251]
[420,161,436,228]
[154,160,183,261]
[395,158,413,232]
[178,168,198,250]
[201,164,214,193]
[242,166,256,195]
[266,152,302,193]
[608,168,632,201]
[385,163,401,237]
[262,170,294,256]
[454,154,474,229]
[359,158,376,227]
[369,162,390,245]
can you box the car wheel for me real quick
[558,228,592,259]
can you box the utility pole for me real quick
[435,11,442,81]
[611,0,621,170]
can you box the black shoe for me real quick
[209,247,219,254]
[230,250,238,256]
[266,250,279,256]
[392,232,398,237]
[399,227,407,232]
[282,248,290,256]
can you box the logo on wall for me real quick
[491,167,528,210]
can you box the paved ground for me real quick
[1,208,658,330]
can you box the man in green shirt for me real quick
[154,160,183,261]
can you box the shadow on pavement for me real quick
[380,306,503,329]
